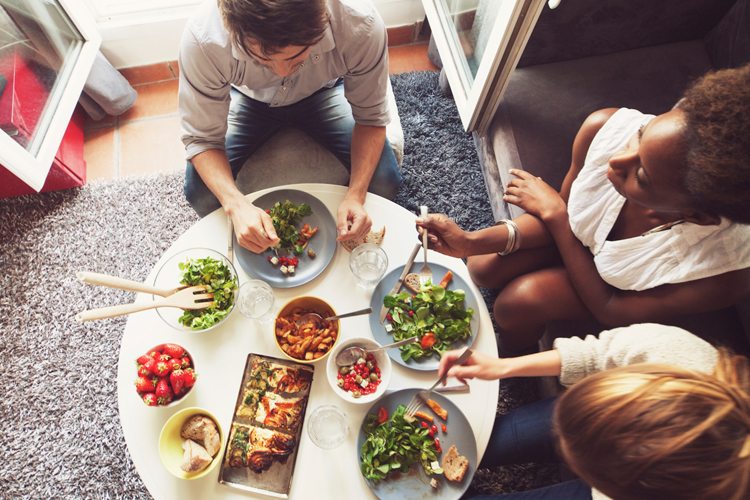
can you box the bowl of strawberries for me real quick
[134,343,197,407]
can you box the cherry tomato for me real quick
[377,407,389,424]
[441,423,447,433]
[434,437,441,452]
[420,421,429,429]
[420,332,437,349]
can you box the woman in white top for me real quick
[418,64,750,353]
[439,324,750,500]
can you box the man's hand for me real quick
[336,196,372,242]
[229,198,280,253]
[415,214,470,258]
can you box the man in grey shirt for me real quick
[179,0,403,251]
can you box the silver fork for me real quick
[404,347,474,418]
[418,205,433,286]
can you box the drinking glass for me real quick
[307,404,349,449]
[237,279,275,321]
[349,243,388,289]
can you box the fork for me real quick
[404,347,474,418]
[418,205,433,286]
[75,286,214,322]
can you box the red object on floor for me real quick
[0,49,86,199]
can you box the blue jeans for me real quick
[467,397,591,500]
[184,81,403,216]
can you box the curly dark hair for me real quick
[680,64,750,224]
[218,0,328,56]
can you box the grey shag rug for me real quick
[0,71,556,498]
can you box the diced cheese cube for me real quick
[431,461,440,471]
[280,265,288,274]
[384,324,393,332]
[360,379,369,388]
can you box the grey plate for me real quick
[369,262,479,371]
[234,189,337,288]
[357,389,477,500]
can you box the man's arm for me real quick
[191,149,278,252]
[336,123,385,240]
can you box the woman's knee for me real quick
[467,255,501,288]
[493,276,550,332]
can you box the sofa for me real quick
[481,0,750,353]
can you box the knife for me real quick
[378,242,422,323]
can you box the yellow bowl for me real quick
[274,296,340,363]
[158,407,224,480]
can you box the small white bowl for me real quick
[326,337,391,405]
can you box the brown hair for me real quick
[218,0,328,56]
[553,349,750,500]
[679,63,750,223]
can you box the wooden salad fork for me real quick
[418,205,433,286]
[404,347,473,418]
[77,271,185,297]
[75,286,214,322]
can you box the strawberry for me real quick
[152,361,170,377]
[181,368,197,388]
[162,343,186,359]
[136,353,153,365]
[180,356,192,369]
[155,378,173,405]
[157,353,172,363]
[148,350,160,359]
[134,376,156,393]
[143,358,158,374]
[170,369,186,396]
[142,393,157,406]
[168,358,183,372]
[136,364,150,378]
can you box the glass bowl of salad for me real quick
[152,248,239,333]
[326,337,391,405]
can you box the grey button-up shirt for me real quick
[178,0,391,160]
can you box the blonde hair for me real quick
[553,349,750,500]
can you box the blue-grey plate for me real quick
[234,189,336,288]
[357,389,477,499]
[369,262,479,371]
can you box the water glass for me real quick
[307,405,349,449]
[238,279,274,321]
[349,243,388,288]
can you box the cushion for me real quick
[236,79,403,194]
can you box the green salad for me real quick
[268,200,313,254]
[177,256,237,330]
[384,283,473,361]
[360,404,442,482]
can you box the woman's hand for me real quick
[438,349,505,383]
[504,169,567,222]
[415,214,471,258]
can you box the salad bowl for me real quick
[326,337,391,405]
[152,247,238,333]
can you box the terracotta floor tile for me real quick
[119,115,186,177]
[389,43,438,74]
[120,63,175,86]
[119,79,179,123]
[83,127,117,181]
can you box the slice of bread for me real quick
[403,273,421,294]
[340,227,386,252]
[442,444,469,482]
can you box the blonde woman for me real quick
[440,323,750,499]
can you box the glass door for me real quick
[423,0,546,132]
[0,0,100,191]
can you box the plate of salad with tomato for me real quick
[234,189,337,288]
[357,388,477,499]
[369,262,478,371]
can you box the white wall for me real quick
[82,0,426,69]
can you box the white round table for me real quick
[117,184,499,499]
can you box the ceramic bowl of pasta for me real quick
[152,247,239,333]
[274,296,340,363]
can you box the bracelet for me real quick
[495,219,522,256]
